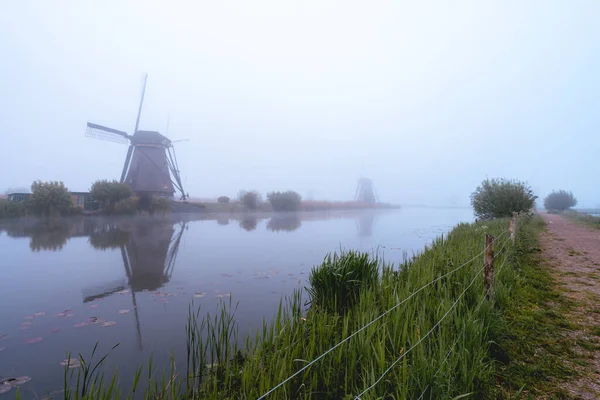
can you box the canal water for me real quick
[0,207,472,396]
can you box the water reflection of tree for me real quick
[217,217,230,226]
[4,220,71,252]
[29,222,70,252]
[239,216,258,231]
[267,214,301,232]
[88,225,130,250]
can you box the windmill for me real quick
[354,178,379,203]
[85,75,187,200]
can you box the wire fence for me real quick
[258,226,514,400]
[354,236,510,399]
[415,255,508,400]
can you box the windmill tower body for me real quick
[354,178,379,203]
[125,131,175,196]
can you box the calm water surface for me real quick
[0,207,472,396]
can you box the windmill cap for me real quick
[132,130,171,146]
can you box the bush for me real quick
[217,196,230,204]
[267,191,302,212]
[90,180,132,212]
[470,178,537,220]
[0,199,27,218]
[238,190,261,210]
[113,197,139,215]
[150,196,171,213]
[307,250,379,314]
[29,180,73,217]
[544,190,577,211]
[70,205,83,215]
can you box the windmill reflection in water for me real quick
[83,221,188,350]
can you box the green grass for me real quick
[562,210,600,229]
[58,215,579,399]
[489,216,586,399]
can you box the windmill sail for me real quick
[85,122,131,144]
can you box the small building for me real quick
[7,193,31,203]
[70,192,94,209]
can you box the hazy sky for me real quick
[1,1,599,207]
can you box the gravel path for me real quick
[540,213,600,399]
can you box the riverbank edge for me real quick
[35,216,565,399]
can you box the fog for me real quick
[1,1,599,207]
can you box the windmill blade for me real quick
[120,145,135,183]
[134,74,148,133]
[85,122,131,144]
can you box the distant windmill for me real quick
[354,178,379,203]
[85,74,187,200]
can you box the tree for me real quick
[29,180,73,217]
[470,178,537,220]
[238,190,261,210]
[217,196,230,204]
[90,180,132,212]
[544,190,577,211]
[267,191,302,212]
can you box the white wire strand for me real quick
[353,237,511,400]
[257,230,509,400]
[416,254,509,400]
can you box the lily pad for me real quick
[32,312,46,317]
[50,328,60,333]
[102,321,116,327]
[74,322,89,328]
[56,310,74,318]
[18,326,30,331]
[0,346,5,352]
[87,317,104,324]
[193,292,206,298]
[0,334,7,340]
[60,358,81,368]
[20,321,32,327]
[24,316,34,320]
[118,309,130,314]
[0,383,11,394]
[25,337,43,344]
[10,377,31,386]
[88,304,98,309]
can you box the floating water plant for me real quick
[24,337,43,344]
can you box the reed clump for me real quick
[307,250,379,314]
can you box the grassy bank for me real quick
[562,210,600,229]
[488,215,587,398]
[50,216,559,399]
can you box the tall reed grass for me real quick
[307,250,379,314]
[60,217,525,399]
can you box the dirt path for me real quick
[539,213,600,398]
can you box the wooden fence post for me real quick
[484,234,495,299]
[510,212,518,243]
